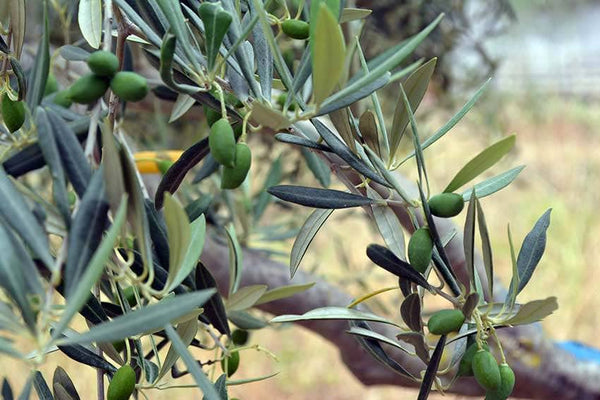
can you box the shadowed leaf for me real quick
[196,263,230,336]
[53,367,80,400]
[417,334,447,400]
[366,244,432,290]
[268,185,373,209]
[400,293,422,332]
[33,372,52,400]
[155,138,210,209]
[56,342,117,375]
[290,208,334,278]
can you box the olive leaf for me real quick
[502,297,558,326]
[348,320,415,379]
[396,332,430,364]
[8,0,25,59]
[461,165,525,201]
[444,135,516,193]
[26,1,49,112]
[226,285,268,312]
[366,244,433,290]
[359,109,380,157]
[274,133,332,152]
[254,283,316,306]
[346,326,413,355]
[290,208,334,278]
[164,325,221,400]
[199,2,232,71]
[312,119,389,187]
[52,367,79,400]
[268,185,373,209]
[56,342,117,375]
[400,293,422,332]
[389,58,436,160]
[271,307,399,326]
[155,137,210,209]
[417,334,447,400]
[33,371,52,400]
[312,4,346,105]
[195,263,230,336]
[59,289,215,345]
[0,167,53,269]
[225,223,243,296]
[476,198,494,299]
[300,147,331,188]
[78,0,102,49]
[156,318,198,382]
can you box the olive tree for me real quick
[0,1,594,399]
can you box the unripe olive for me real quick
[44,74,59,96]
[107,365,136,400]
[427,309,465,335]
[472,350,501,391]
[428,193,465,218]
[88,50,120,77]
[68,74,109,104]
[1,93,26,133]
[231,329,250,346]
[110,71,148,102]
[407,227,433,273]
[281,19,310,40]
[204,105,221,127]
[220,351,240,377]
[53,90,73,108]
[458,341,489,376]
[221,143,251,189]
[485,363,515,400]
[209,118,237,167]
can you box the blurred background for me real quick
[2,0,600,398]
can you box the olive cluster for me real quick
[59,50,148,106]
[460,342,515,400]
[206,109,251,190]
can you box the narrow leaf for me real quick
[167,215,206,293]
[359,109,380,157]
[464,190,477,292]
[51,197,127,342]
[33,372,52,400]
[226,285,268,312]
[199,2,232,71]
[516,209,552,294]
[0,166,53,269]
[271,307,399,326]
[224,224,243,295]
[369,190,406,260]
[417,335,447,400]
[316,73,390,116]
[195,263,230,336]
[254,283,316,306]
[444,135,516,193]
[400,293,422,332]
[389,58,436,160]
[164,193,192,282]
[78,0,102,49]
[253,155,283,221]
[8,0,25,58]
[346,327,412,354]
[164,325,220,400]
[290,208,334,278]
[60,289,215,345]
[300,147,331,188]
[274,133,332,152]
[26,1,49,111]
[56,343,117,375]
[461,165,525,201]
[311,119,390,187]
[476,198,494,299]
[155,138,210,209]
[312,4,346,105]
[268,185,373,209]
[366,244,433,290]
[157,318,198,382]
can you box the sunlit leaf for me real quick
[26,1,49,112]
[502,297,558,326]
[461,165,525,201]
[339,8,371,23]
[271,307,399,326]
[78,0,102,49]
[199,1,232,71]
[157,318,198,382]
[166,215,206,293]
[444,135,516,193]
[346,327,412,354]
[312,4,346,105]
[225,224,243,295]
[369,190,406,260]
[56,342,117,375]
[476,198,494,299]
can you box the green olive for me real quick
[44,74,59,96]
[221,143,251,189]
[209,118,237,167]
[458,341,489,376]
[472,350,501,391]
[107,365,136,400]
[407,227,433,273]
[110,71,148,102]
[428,193,465,218]
[52,90,73,108]
[220,351,240,377]
[1,93,26,133]
[88,50,120,77]
[231,329,250,346]
[281,19,310,40]
[204,105,222,127]
[427,309,465,335]
[485,363,515,400]
[68,74,109,104]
